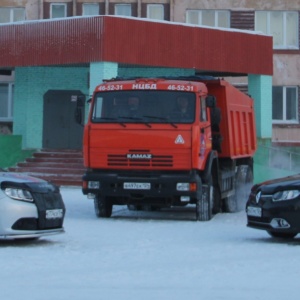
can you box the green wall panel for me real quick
[0,135,34,168]
[248,74,272,139]
[14,66,89,149]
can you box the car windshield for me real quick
[91,90,196,124]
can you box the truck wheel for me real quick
[196,182,212,221]
[223,165,253,213]
[235,165,253,211]
[208,174,221,214]
[212,186,221,214]
[127,205,137,211]
[94,196,112,218]
[223,195,238,213]
[127,205,142,211]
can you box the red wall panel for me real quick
[0,16,273,75]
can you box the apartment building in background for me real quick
[0,0,299,145]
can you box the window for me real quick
[200,97,207,122]
[0,7,25,23]
[255,11,299,49]
[186,10,230,28]
[82,3,100,16]
[92,90,195,124]
[272,86,298,123]
[147,4,164,20]
[0,83,14,121]
[50,3,67,19]
[115,4,131,16]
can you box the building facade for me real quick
[0,0,299,145]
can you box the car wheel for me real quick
[267,231,297,239]
[94,195,112,218]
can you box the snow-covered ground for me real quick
[1,187,299,300]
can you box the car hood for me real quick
[0,172,59,193]
[253,173,300,194]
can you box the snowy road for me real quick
[1,187,299,300]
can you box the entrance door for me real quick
[43,90,84,149]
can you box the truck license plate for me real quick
[247,206,262,217]
[46,209,64,219]
[123,182,151,190]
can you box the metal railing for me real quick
[256,145,300,172]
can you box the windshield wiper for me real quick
[118,116,152,128]
[143,115,167,120]
[95,117,126,127]
[143,115,178,128]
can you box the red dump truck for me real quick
[76,76,256,221]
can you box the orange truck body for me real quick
[80,76,256,221]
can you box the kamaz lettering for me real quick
[127,154,152,159]
[132,83,157,90]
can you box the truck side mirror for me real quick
[76,95,85,107]
[75,107,82,124]
[74,95,85,125]
[205,95,216,108]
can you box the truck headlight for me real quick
[272,190,300,202]
[177,183,189,191]
[4,188,33,202]
[176,183,197,191]
[88,181,100,189]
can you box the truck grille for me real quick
[107,154,173,167]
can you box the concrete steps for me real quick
[8,149,85,186]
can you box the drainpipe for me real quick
[39,0,43,19]
[73,0,77,16]
[170,0,174,22]
[105,0,109,15]
[137,0,141,18]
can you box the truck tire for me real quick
[236,165,253,211]
[223,194,237,213]
[94,196,113,218]
[196,182,212,221]
[208,174,221,214]
[223,165,253,213]
[127,204,142,211]
[212,186,221,214]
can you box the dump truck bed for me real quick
[204,79,256,159]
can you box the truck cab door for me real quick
[205,95,222,153]
[199,96,212,157]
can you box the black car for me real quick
[246,174,300,239]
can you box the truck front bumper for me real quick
[82,170,201,206]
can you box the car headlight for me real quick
[4,188,33,202]
[272,190,300,202]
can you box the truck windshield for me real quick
[91,90,196,124]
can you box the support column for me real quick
[89,62,118,96]
[248,74,272,139]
